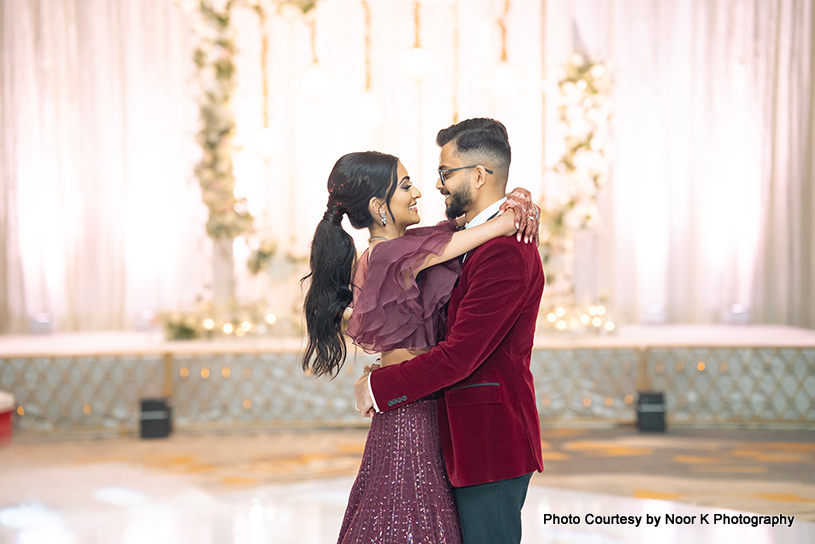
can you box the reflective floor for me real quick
[1,466,813,544]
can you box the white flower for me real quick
[209,0,229,13]
[590,63,607,79]
[562,205,584,229]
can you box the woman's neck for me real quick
[368,223,405,242]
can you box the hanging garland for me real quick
[190,0,318,242]
[537,53,615,335]
[191,0,253,240]
[540,53,612,246]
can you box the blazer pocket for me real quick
[446,383,502,407]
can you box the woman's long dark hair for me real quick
[301,151,399,378]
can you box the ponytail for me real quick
[301,151,399,378]
[302,200,355,378]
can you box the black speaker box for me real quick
[636,391,666,432]
[140,398,172,439]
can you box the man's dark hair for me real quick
[436,118,511,182]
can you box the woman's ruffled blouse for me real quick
[346,221,462,353]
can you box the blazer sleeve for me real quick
[369,239,532,411]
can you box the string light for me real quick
[486,1,524,96]
[404,1,425,79]
[292,15,334,99]
[356,0,382,129]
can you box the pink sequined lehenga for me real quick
[338,221,462,544]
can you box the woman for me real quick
[302,151,537,543]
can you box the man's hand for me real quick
[353,372,375,417]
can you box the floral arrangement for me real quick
[161,311,202,340]
[538,53,613,334]
[160,299,299,340]
[246,237,279,275]
[189,0,253,240]
[540,53,612,249]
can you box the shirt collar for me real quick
[464,197,507,229]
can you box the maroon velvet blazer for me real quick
[370,236,545,487]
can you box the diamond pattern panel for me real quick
[0,355,164,431]
[170,350,379,428]
[531,348,640,421]
[2,345,813,432]
[647,347,815,424]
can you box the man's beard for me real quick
[444,183,473,220]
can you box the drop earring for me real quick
[380,210,387,226]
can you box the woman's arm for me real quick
[414,210,516,274]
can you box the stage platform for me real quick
[0,325,813,434]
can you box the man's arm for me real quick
[361,240,534,412]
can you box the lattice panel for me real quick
[647,347,815,423]
[531,348,640,420]
[171,351,379,427]
[2,345,813,432]
[0,355,164,431]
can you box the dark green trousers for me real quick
[454,472,533,544]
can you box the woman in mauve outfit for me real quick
[301,151,537,544]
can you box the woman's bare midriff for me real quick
[380,347,430,367]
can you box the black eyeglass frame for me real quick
[438,165,494,186]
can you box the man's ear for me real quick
[474,165,490,189]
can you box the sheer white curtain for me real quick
[571,0,814,328]
[1,0,548,332]
[1,0,206,332]
[2,0,813,333]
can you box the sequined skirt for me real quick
[337,398,462,544]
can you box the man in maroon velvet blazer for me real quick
[354,118,545,544]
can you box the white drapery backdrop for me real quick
[1,0,813,332]
[571,0,814,327]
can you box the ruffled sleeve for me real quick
[346,220,462,353]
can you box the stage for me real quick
[0,325,813,434]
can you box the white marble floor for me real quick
[1,464,812,544]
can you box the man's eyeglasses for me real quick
[438,165,494,186]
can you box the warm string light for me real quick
[259,5,270,128]
[452,0,459,122]
[498,0,510,62]
[309,17,318,64]
[404,1,426,78]
[413,1,421,48]
[487,0,522,96]
[542,304,615,334]
[541,0,547,176]
[362,0,372,91]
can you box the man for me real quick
[354,118,545,544]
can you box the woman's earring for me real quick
[380,210,387,226]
